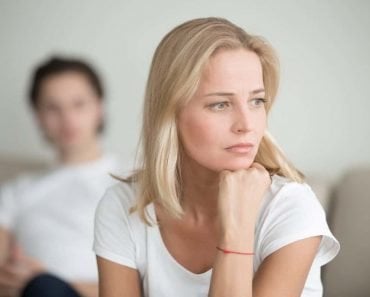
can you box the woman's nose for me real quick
[231,107,252,134]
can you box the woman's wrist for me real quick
[219,227,255,252]
[216,246,255,255]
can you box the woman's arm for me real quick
[208,221,255,297]
[97,256,141,297]
[253,236,321,296]
[209,164,322,297]
[209,234,321,297]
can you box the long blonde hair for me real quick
[125,17,304,224]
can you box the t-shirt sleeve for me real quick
[93,185,137,269]
[258,182,340,267]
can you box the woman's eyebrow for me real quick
[250,88,265,94]
[204,92,234,97]
[204,88,265,97]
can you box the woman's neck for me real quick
[181,156,220,224]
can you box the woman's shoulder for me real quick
[270,174,315,197]
[96,180,139,216]
[266,174,321,211]
[256,175,340,267]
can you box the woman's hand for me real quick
[0,244,45,297]
[218,162,271,249]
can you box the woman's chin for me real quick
[187,156,256,174]
[216,161,255,172]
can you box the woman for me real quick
[0,57,121,297]
[94,17,339,297]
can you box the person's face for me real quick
[178,49,267,172]
[35,71,103,151]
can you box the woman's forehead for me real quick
[199,49,264,91]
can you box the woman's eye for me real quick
[250,98,267,107]
[208,101,230,111]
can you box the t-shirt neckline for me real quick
[148,203,213,279]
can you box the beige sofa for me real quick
[321,168,370,297]
[0,156,369,296]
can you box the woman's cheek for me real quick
[184,116,219,148]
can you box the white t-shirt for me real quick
[93,175,340,297]
[0,154,122,281]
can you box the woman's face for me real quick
[178,49,267,172]
[35,71,103,151]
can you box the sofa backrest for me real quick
[0,155,47,184]
[323,167,370,297]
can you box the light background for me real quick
[0,0,369,180]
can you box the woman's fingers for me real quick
[249,162,265,169]
[249,162,272,183]
[218,166,271,224]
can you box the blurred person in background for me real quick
[0,56,121,297]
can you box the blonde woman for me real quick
[93,17,339,297]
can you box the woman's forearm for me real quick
[208,226,255,297]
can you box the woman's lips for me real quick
[225,143,254,153]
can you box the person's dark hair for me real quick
[29,56,105,133]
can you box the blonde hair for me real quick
[125,17,304,224]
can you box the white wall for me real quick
[1,0,369,179]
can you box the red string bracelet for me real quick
[216,246,255,255]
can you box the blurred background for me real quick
[1,0,369,179]
[1,1,370,296]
